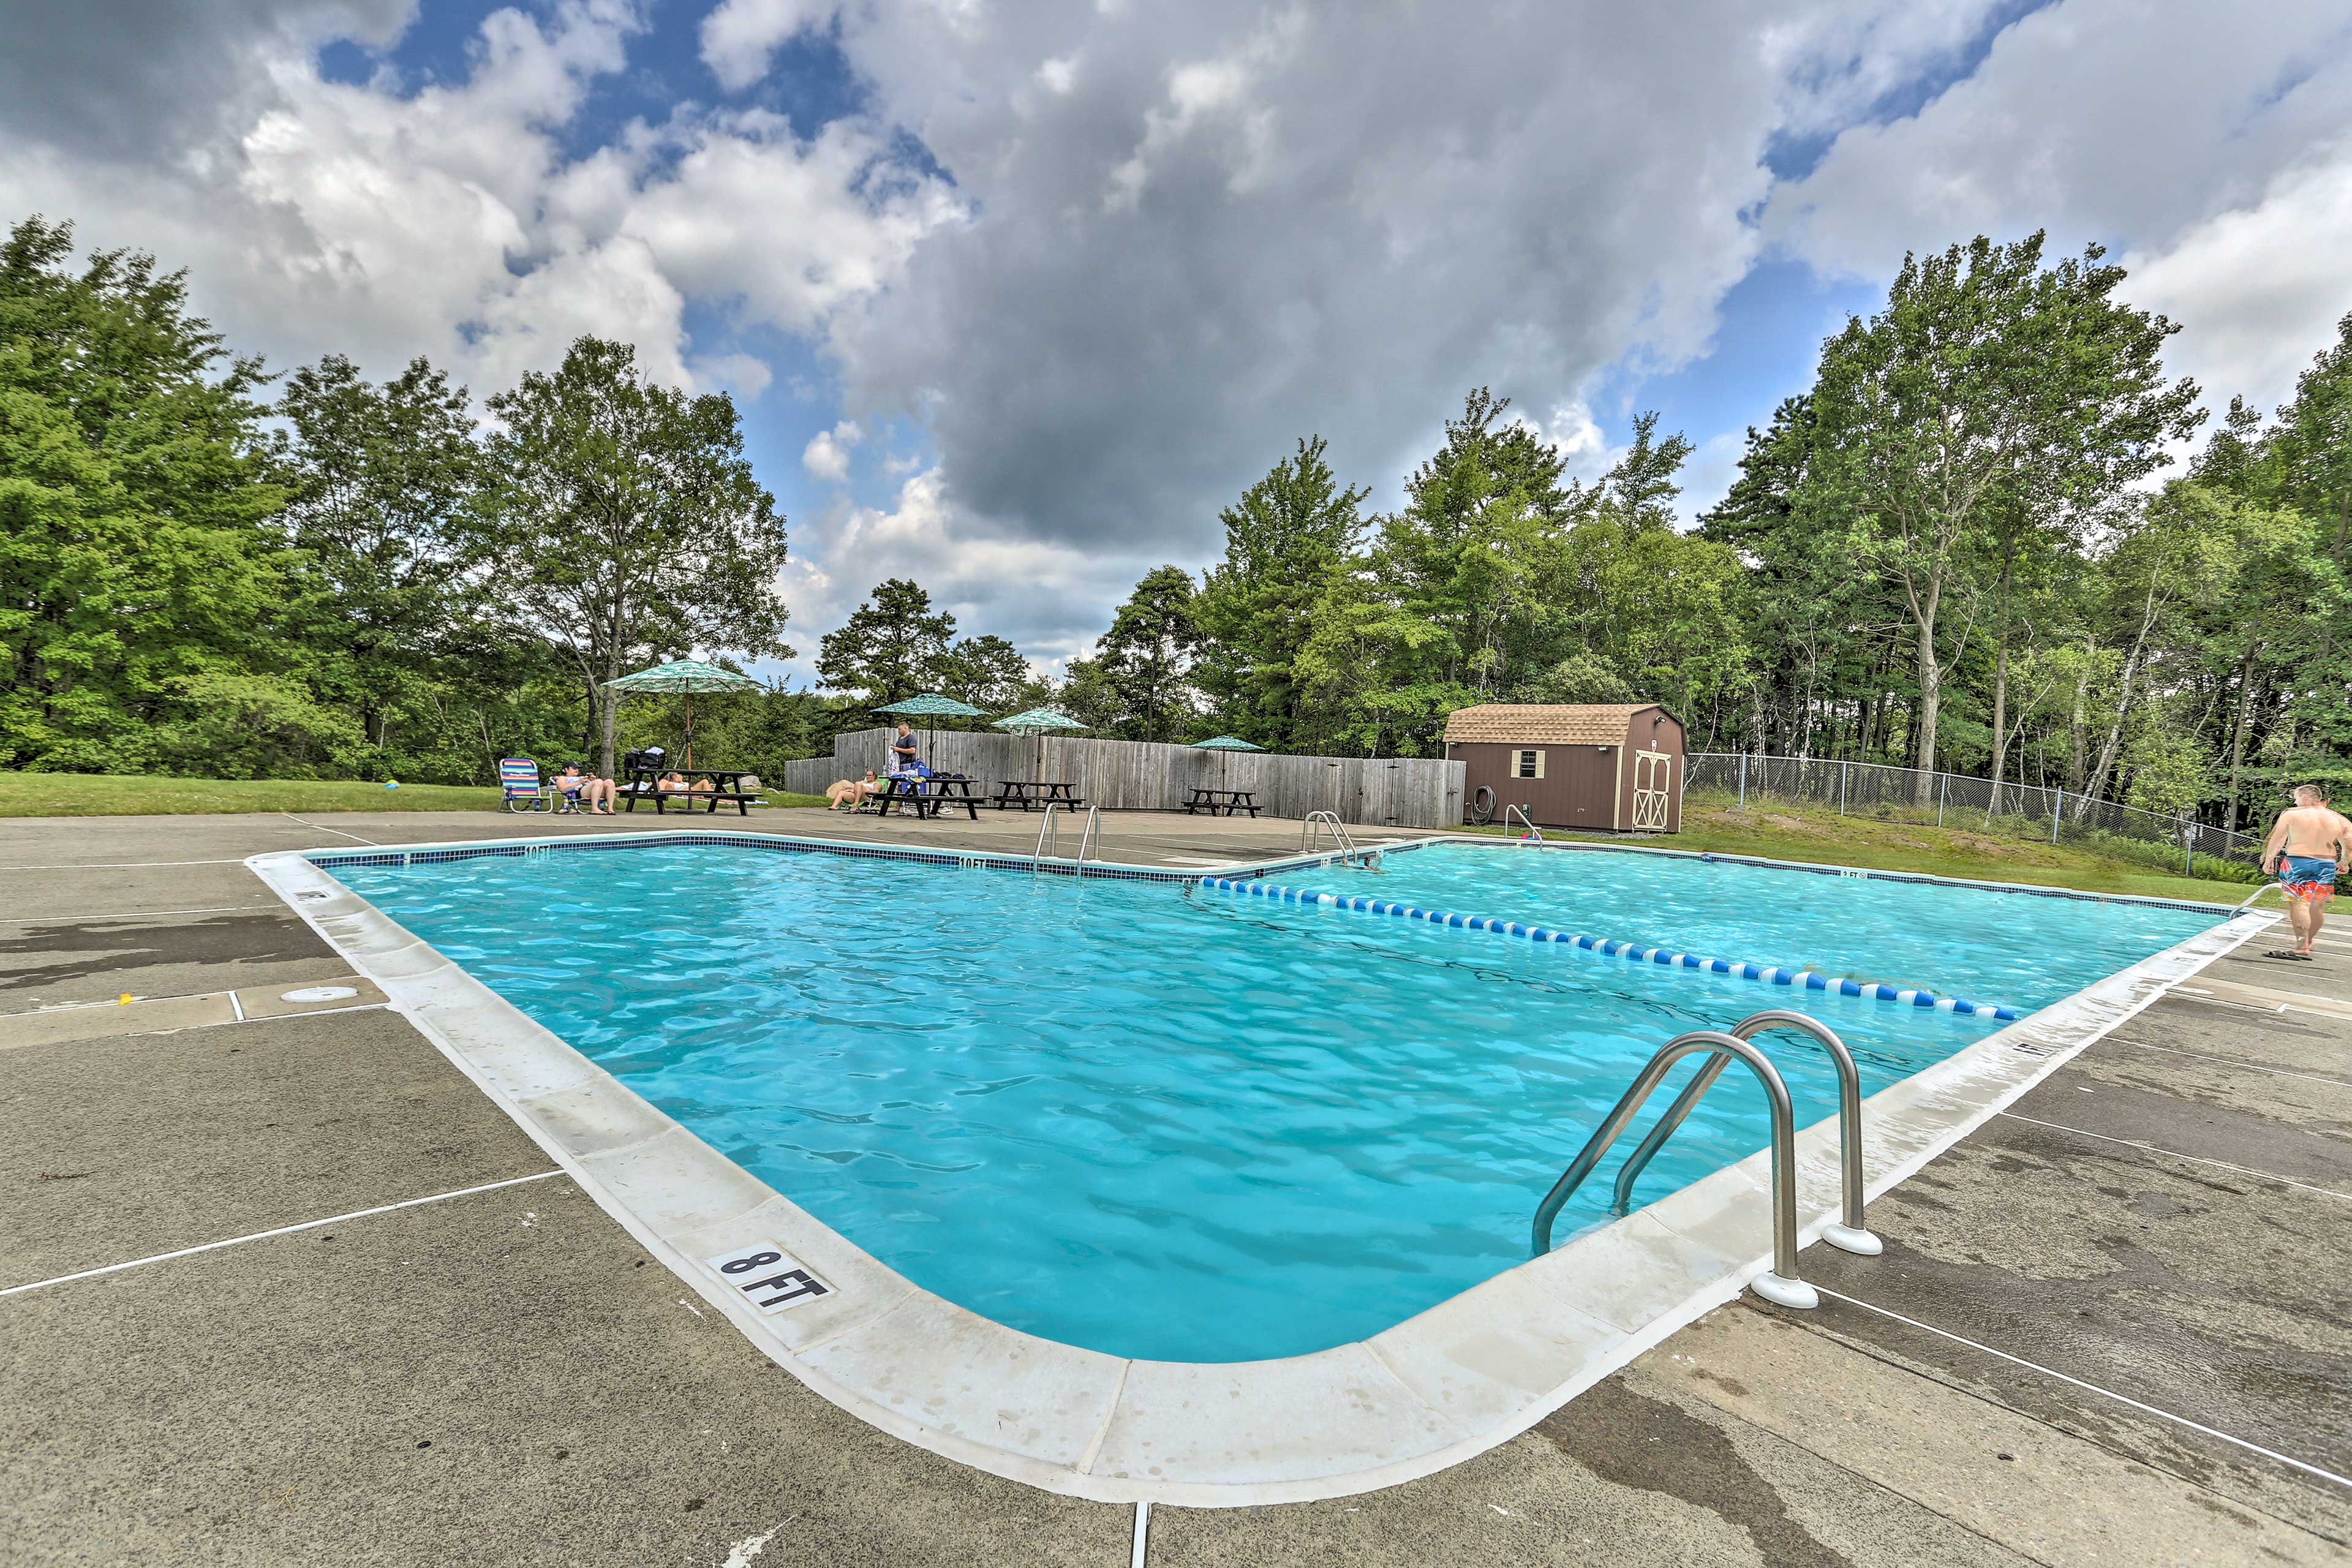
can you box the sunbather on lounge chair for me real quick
[553,763,590,812]
[689,776,716,794]
[657,770,690,793]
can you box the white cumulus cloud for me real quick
[802,419,865,480]
[699,0,840,94]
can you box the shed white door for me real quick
[1632,750,1674,830]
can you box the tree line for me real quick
[9,211,2348,836]
[2,216,797,783]
[835,230,2341,837]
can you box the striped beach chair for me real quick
[499,757,553,813]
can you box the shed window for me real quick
[1513,749,1544,780]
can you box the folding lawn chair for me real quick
[499,757,555,813]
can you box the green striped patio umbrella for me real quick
[873,693,987,773]
[993,706,1084,786]
[1191,734,1264,791]
[872,693,989,718]
[603,658,762,768]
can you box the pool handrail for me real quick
[1504,804,1544,842]
[1033,802,1103,873]
[1610,1009,1882,1257]
[1033,802,1062,869]
[1532,1028,1817,1308]
[1302,810,1373,867]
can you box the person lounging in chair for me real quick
[825,772,884,811]
[552,763,619,814]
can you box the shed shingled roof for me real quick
[1442,703,1669,745]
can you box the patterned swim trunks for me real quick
[2278,855,2339,902]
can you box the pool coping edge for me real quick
[243,832,2277,1507]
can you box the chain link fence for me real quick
[1684,753,2264,883]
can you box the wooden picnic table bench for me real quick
[620,766,764,817]
[992,779,1086,812]
[874,774,982,821]
[1185,786,1258,817]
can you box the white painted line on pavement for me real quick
[1996,1110,2350,1200]
[280,812,380,846]
[2109,1036,2352,1089]
[0,1170,565,1298]
[1,859,249,870]
[0,904,279,924]
[1815,1287,2352,1491]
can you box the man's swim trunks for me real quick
[2278,855,2339,902]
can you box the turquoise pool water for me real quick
[1278,843,2218,1013]
[328,842,2211,1362]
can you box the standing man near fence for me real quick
[2260,783,2351,960]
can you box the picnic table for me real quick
[992,780,1086,812]
[621,766,763,816]
[1185,786,1258,817]
[874,774,982,821]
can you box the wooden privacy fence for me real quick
[782,728,1465,827]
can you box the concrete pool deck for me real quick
[4,807,2348,1565]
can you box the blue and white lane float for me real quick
[1197,876,2021,1020]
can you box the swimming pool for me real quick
[322,837,2216,1363]
[264,828,2262,1502]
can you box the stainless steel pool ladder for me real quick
[1613,1011,1883,1258]
[1504,804,1544,841]
[1529,1010,1883,1309]
[1303,810,1377,867]
[1033,802,1102,873]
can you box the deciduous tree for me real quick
[474,337,789,777]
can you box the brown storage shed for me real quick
[1442,704,1686,832]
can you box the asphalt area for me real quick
[3,808,2347,1566]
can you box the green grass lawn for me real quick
[0,772,832,816]
[1463,794,2265,907]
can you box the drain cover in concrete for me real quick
[280,986,361,1003]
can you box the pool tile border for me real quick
[246,827,2275,1506]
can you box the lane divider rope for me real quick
[1197,876,2019,1020]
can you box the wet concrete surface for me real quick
[2005,1049,2352,1189]
[2212,943,2352,1004]
[2107,1003,2352,1082]
[0,908,346,1011]
[1801,1107,2352,1484]
[4,810,2348,1566]
[1154,1364,2039,1566]
[1643,1305,2346,1565]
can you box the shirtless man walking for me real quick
[2260,783,2352,960]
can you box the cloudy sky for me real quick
[6,1,2349,684]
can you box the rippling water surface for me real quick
[1280,841,2219,1012]
[331,841,2207,1360]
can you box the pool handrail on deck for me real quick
[1610,1010,1884,1258]
[1302,810,1374,867]
[1532,1028,1819,1310]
